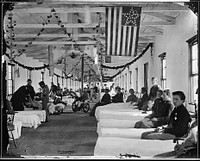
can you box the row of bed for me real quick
[8,96,74,140]
[93,102,178,159]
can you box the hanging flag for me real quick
[105,6,141,57]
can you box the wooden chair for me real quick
[7,111,18,148]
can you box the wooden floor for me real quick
[7,105,98,158]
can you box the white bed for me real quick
[16,110,46,122]
[96,117,146,133]
[98,110,151,120]
[98,127,155,139]
[8,121,22,139]
[94,137,175,158]
[62,96,74,105]
[48,103,65,114]
[95,102,135,120]
[14,113,41,129]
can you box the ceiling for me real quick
[4,1,190,81]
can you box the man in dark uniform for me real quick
[25,79,35,101]
[112,86,124,103]
[135,89,173,128]
[39,81,50,122]
[90,88,111,116]
[141,91,191,140]
[142,77,161,111]
[126,89,138,104]
[149,77,161,101]
[10,85,27,111]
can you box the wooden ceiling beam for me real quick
[14,40,104,45]
[14,33,105,38]
[143,12,176,22]
[13,39,153,45]
[139,32,162,36]
[10,5,188,14]
[14,32,161,39]
[14,23,105,28]
[13,20,174,29]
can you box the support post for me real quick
[81,53,84,95]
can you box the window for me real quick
[7,63,14,95]
[144,62,148,91]
[122,75,124,89]
[188,35,198,103]
[190,42,198,102]
[135,68,138,93]
[129,71,132,88]
[159,52,167,89]
[27,69,32,80]
[41,71,44,81]
[125,73,127,91]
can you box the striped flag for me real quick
[105,6,141,57]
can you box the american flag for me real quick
[105,6,141,57]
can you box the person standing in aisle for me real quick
[39,81,50,122]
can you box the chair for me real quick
[7,111,17,148]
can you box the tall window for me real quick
[144,62,149,91]
[159,52,167,89]
[129,71,132,88]
[27,69,32,80]
[187,35,198,103]
[125,73,127,91]
[7,63,14,95]
[122,75,124,89]
[135,68,138,93]
[41,70,45,81]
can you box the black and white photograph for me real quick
[1,0,199,159]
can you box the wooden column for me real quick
[81,54,84,95]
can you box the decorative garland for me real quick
[101,43,153,69]
[5,52,49,70]
[4,52,73,79]
[102,66,126,81]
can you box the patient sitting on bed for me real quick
[126,89,138,104]
[90,88,111,116]
[134,89,173,128]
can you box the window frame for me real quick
[187,35,198,103]
[159,52,167,90]
[7,63,14,96]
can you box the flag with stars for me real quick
[105,6,142,57]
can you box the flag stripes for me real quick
[106,6,141,57]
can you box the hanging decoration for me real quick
[101,43,153,69]
[4,7,73,59]
[84,58,101,81]
[102,67,126,82]
[4,52,73,79]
